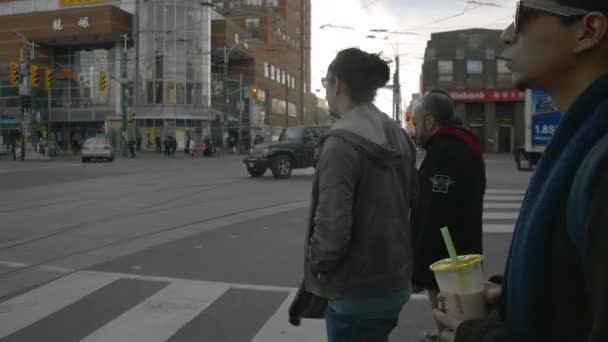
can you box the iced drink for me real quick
[430,254,487,320]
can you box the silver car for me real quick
[82,137,114,163]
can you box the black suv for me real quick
[243,125,330,179]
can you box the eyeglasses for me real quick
[514,1,590,33]
[321,76,335,89]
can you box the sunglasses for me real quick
[321,76,335,89]
[514,0,590,33]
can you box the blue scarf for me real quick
[504,74,608,340]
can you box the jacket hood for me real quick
[322,103,414,165]
[426,126,483,158]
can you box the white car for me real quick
[82,138,114,163]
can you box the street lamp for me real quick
[367,35,402,124]
[222,41,248,148]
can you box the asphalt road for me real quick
[0,153,531,342]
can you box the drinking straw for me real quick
[440,227,459,264]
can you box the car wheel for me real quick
[247,166,267,177]
[271,155,293,179]
[82,157,88,163]
[108,157,115,162]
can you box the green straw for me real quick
[440,227,459,264]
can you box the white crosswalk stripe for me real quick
[483,188,526,234]
[0,270,330,342]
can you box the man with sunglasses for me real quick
[433,1,608,341]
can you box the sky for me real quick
[309,0,519,117]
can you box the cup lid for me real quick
[429,254,484,272]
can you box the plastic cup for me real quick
[430,254,487,320]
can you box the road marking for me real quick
[484,203,521,209]
[0,271,121,339]
[80,279,228,342]
[485,195,524,201]
[485,189,526,195]
[0,170,8,173]
[0,260,29,268]
[483,212,519,220]
[483,224,515,233]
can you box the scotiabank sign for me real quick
[445,89,525,103]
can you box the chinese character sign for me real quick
[78,16,90,29]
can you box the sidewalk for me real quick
[43,149,246,162]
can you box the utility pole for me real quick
[120,34,128,157]
[238,73,243,154]
[19,48,26,161]
[394,55,401,124]
[285,77,289,128]
[222,46,229,148]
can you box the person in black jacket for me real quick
[433,1,608,342]
[411,92,486,342]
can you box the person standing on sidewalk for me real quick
[289,48,418,342]
[410,93,486,342]
[433,1,608,341]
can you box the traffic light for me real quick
[405,113,412,122]
[9,62,19,85]
[30,65,39,87]
[251,87,259,101]
[44,69,53,90]
[99,71,106,91]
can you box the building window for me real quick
[245,17,260,29]
[245,0,262,5]
[270,65,275,81]
[230,0,242,8]
[264,0,278,6]
[281,71,286,84]
[275,67,280,83]
[497,59,510,74]
[456,48,465,60]
[486,48,495,60]
[438,60,454,82]
[425,48,435,61]
[264,62,269,78]
[213,0,224,9]
[467,60,483,75]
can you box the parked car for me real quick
[243,125,330,179]
[81,137,114,162]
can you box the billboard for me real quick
[527,89,562,148]
[60,0,112,6]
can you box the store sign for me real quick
[437,89,525,103]
[78,16,90,29]
[52,18,64,31]
[59,0,112,7]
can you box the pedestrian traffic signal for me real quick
[9,62,19,85]
[99,71,106,91]
[30,65,39,87]
[44,69,53,90]
[251,87,259,101]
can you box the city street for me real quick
[0,153,531,342]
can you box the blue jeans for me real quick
[325,304,403,342]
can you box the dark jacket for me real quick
[455,74,608,342]
[411,127,486,290]
[289,104,417,321]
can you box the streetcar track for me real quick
[0,179,248,250]
[0,199,308,278]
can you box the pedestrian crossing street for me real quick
[483,188,526,233]
[0,270,334,342]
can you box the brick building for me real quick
[211,0,318,141]
[420,29,525,153]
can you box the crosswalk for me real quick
[483,188,526,233]
[0,270,330,342]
